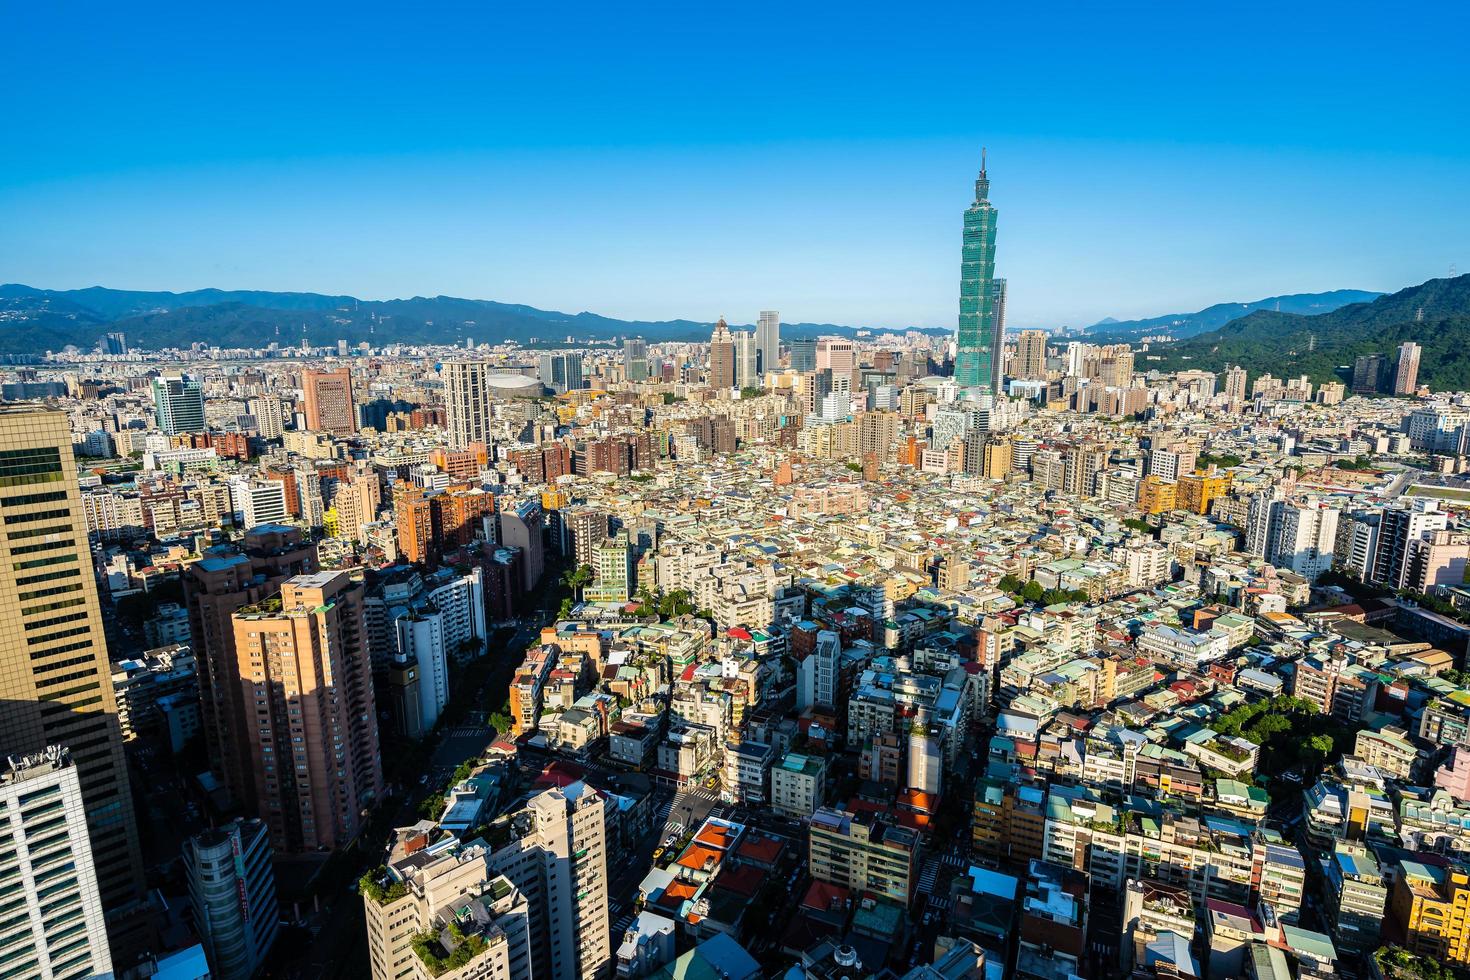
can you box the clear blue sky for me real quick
[3,1,1467,330]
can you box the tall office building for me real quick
[153,375,206,434]
[485,783,611,980]
[623,337,649,382]
[708,318,736,390]
[1395,342,1422,396]
[184,818,279,980]
[733,331,758,389]
[443,360,491,450]
[104,331,128,356]
[788,338,817,373]
[756,311,780,375]
[538,353,584,395]
[0,747,113,979]
[0,405,145,949]
[303,368,357,435]
[815,338,855,379]
[186,525,319,808]
[230,571,382,852]
[1352,352,1390,395]
[956,153,1003,394]
[1015,329,1048,380]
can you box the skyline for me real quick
[3,2,1468,329]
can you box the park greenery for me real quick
[1212,695,1350,778]
[997,574,1090,607]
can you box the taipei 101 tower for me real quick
[955,150,1007,394]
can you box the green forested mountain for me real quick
[0,284,944,355]
[1086,288,1380,341]
[1146,274,1470,389]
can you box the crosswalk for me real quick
[927,895,953,912]
[612,912,635,938]
[446,725,486,739]
[939,852,968,870]
[916,858,940,895]
[679,787,722,804]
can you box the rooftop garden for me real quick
[412,921,487,978]
[359,865,407,905]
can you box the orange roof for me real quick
[676,844,724,871]
[693,822,736,851]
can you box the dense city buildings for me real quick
[3,163,1468,980]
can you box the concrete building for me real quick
[303,367,357,435]
[808,807,919,905]
[443,360,493,449]
[0,746,113,979]
[771,751,827,819]
[184,818,278,980]
[152,375,206,434]
[231,571,383,852]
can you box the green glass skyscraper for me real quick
[956,152,1005,393]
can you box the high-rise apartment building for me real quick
[622,337,649,382]
[230,570,382,851]
[0,405,145,946]
[1396,341,1422,395]
[1223,365,1248,403]
[184,818,279,980]
[364,838,533,980]
[247,395,285,439]
[733,330,758,390]
[1015,329,1048,380]
[153,375,206,434]
[443,360,492,449]
[0,746,114,979]
[567,507,609,569]
[808,807,919,906]
[815,338,855,379]
[755,310,780,375]
[584,531,634,603]
[708,319,735,390]
[186,525,318,807]
[956,154,1003,393]
[485,783,611,980]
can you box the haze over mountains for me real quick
[0,284,948,356]
[1085,289,1382,341]
[3,281,1465,391]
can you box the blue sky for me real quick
[2,1,1467,330]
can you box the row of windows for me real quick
[21,598,86,620]
[15,565,80,588]
[19,581,82,603]
[6,522,71,540]
[1,491,68,511]
[14,553,78,572]
[29,630,92,652]
[9,537,73,557]
[0,447,63,488]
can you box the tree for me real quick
[1020,581,1044,603]
[998,574,1024,595]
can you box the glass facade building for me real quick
[956,157,1004,394]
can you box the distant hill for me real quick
[0,285,947,356]
[1147,274,1470,388]
[1087,289,1381,341]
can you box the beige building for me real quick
[231,571,382,852]
[0,404,145,951]
[364,837,532,980]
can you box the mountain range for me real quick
[0,285,946,356]
[1085,288,1382,341]
[1146,273,1470,389]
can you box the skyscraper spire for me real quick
[957,154,1001,393]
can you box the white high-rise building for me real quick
[248,396,286,439]
[153,375,206,435]
[185,818,278,980]
[486,783,611,980]
[1269,499,1340,581]
[443,360,492,450]
[756,310,780,375]
[0,747,113,979]
[734,331,758,390]
[396,613,449,732]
